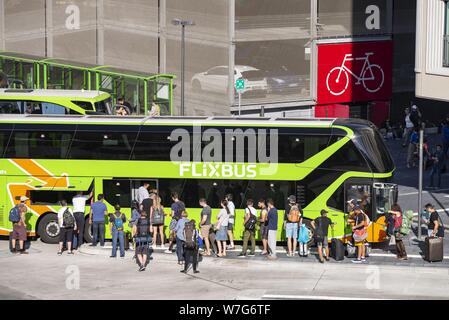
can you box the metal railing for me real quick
[444,35,449,67]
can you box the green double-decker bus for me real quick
[0,115,396,246]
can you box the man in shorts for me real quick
[11,203,28,254]
[258,199,269,255]
[311,209,334,263]
[199,198,212,256]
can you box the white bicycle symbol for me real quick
[326,52,385,96]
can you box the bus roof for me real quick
[0,89,110,99]
[0,114,338,127]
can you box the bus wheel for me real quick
[37,214,60,244]
[83,218,93,244]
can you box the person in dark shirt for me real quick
[427,205,445,238]
[266,199,278,260]
[429,144,445,189]
[165,192,186,254]
[311,209,334,263]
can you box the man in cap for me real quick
[311,209,334,263]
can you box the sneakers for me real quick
[164,249,172,254]
[67,251,74,255]
[226,245,235,250]
[161,244,166,249]
[19,250,28,255]
[110,255,116,258]
[248,253,255,257]
[352,259,363,264]
[194,270,200,274]
[238,253,247,258]
[57,251,63,256]
[139,266,146,272]
[267,255,278,260]
[180,270,187,274]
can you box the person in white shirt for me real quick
[215,199,230,257]
[225,194,235,250]
[137,182,150,205]
[57,200,77,255]
[72,191,92,249]
[239,199,257,257]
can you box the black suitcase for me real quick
[425,237,443,262]
[9,232,31,252]
[330,238,345,261]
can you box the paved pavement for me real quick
[0,241,449,300]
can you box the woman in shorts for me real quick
[215,199,230,257]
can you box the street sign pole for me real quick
[238,91,241,116]
[418,124,424,240]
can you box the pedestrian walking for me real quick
[284,195,302,257]
[225,194,236,250]
[239,199,257,257]
[427,205,445,238]
[175,211,189,265]
[10,203,28,254]
[57,200,77,255]
[350,206,368,263]
[165,192,185,254]
[199,198,212,256]
[407,127,419,168]
[181,219,200,274]
[72,191,92,250]
[388,204,408,260]
[151,195,165,248]
[89,194,107,247]
[109,204,127,258]
[215,199,230,257]
[132,209,152,271]
[266,199,278,260]
[258,199,269,255]
[311,209,334,263]
[402,107,414,147]
[428,144,445,189]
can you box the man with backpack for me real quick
[311,209,334,263]
[239,199,258,257]
[10,203,28,254]
[284,195,302,257]
[109,204,127,258]
[165,192,186,254]
[57,200,77,255]
[181,219,200,274]
[132,210,152,271]
[175,211,189,265]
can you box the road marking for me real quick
[262,294,385,300]
[400,188,449,196]
[369,253,449,260]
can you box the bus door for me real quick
[344,181,376,242]
[131,179,159,202]
[372,183,398,242]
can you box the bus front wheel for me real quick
[83,218,93,244]
[37,213,60,244]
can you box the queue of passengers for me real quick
[8,183,446,267]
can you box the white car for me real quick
[191,65,268,96]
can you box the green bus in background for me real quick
[0,115,396,247]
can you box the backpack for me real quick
[244,208,257,231]
[287,205,301,223]
[298,224,310,244]
[152,207,164,225]
[400,210,414,235]
[137,217,150,237]
[184,221,197,249]
[62,208,75,228]
[114,213,124,230]
[9,206,20,223]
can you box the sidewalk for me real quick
[78,241,449,268]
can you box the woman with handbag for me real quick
[351,206,368,264]
[388,204,408,260]
[215,199,230,257]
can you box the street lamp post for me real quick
[171,18,195,116]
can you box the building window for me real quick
[444,1,449,67]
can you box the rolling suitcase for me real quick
[330,238,345,261]
[425,237,443,262]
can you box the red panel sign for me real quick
[317,41,392,105]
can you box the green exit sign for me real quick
[235,78,245,92]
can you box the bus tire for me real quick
[37,213,60,244]
[84,218,93,244]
